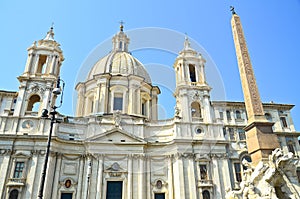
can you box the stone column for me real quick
[50,55,57,74]
[127,86,134,114]
[94,83,101,113]
[24,53,33,74]
[199,61,206,84]
[76,84,85,117]
[136,89,141,115]
[99,80,108,113]
[122,91,127,114]
[33,54,40,74]
[203,94,212,123]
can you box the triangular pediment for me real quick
[86,128,146,144]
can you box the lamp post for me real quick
[38,77,65,199]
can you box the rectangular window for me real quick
[222,127,226,137]
[219,112,223,120]
[13,162,25,178]
[189,64,196,82]
[235,110,242,119]
[90,100,94,113]
[200,164,208,180]
[234,163,242,182]
[280,117,288,128]
[113,95,123,111]
[142,102,147,115]
[155,193,165,199]
[106,181,123,199]
[297,169,300,183]
[287,142,295,154]
[226,110,231,120]
[61,193,73,199]
[238,128,246,141]
[229,128,235,140]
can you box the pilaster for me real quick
[127,154,133,199]
[96,155,104,199]
[173,154,185,199]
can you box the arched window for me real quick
[27,95,41,112]
[235,110,242,119]
[189,64,196,82]
[9,189,18,199]
[202,190,210,199]
[37,55,47,74]
[191,102,201,118]
[265,113,272,121]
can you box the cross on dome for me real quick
[119,20,125,32]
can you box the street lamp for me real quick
[38,77,65,199]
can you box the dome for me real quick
[86,27,151,84]
[87,51,151,84]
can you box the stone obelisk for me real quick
[230,7,280,166]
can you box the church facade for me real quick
[0,15,299,199]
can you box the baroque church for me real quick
[0,11,299,199]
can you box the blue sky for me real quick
[0,1,300,129]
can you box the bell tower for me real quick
[13,26,64,117]
[173,37,212,123]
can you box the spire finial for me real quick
[230,6,236,15]
[119,20,125,32]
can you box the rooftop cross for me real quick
[119,20,125,31]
